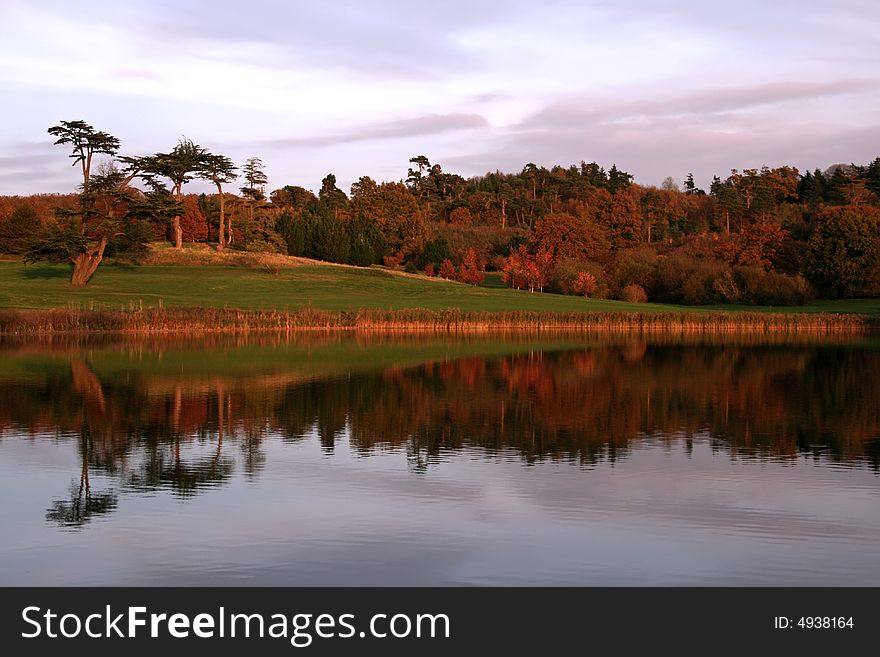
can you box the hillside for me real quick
[0,245,877,316]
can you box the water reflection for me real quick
[0,335,876,532]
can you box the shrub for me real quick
[655,253,732,305]
[605,245,658,298]
[572,271,597,297]
[621,284,648,303]
[735,266,812,305]
[424,263,436,277]
[383,254,403,268]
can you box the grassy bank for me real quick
[0,306,874,335]
[1,259,879,316]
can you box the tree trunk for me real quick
[70,238,108,287]
[173,183,183,249]
[217,186,226,251]
[173,215,183,249]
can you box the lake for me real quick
[0,333,877,586]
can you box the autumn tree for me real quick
[572,271,597,297]
[600,189,642,249]
[531,211,610,262]
[438,258,456,279]
[350,177,421,255]
[180,195,208,242]
[502,245,553,292]
[456,248,484,285]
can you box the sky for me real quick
[1,0,879,195]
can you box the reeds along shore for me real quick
[0,307,875,335]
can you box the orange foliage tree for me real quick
[438,258,456,279]
[180,195,208,243]
[531,211,610,262]
[456,248,484,285]
[572,271,597,297]
[502,246,553,292]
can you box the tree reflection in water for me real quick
[0,335,875,528]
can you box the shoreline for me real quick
[0,306,875,336]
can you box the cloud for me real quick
[436,79,880,187]
[518,79,880,130]
[0,141,78,190]
[111,67,162,81]
[1,1,880,193]
[263,113,490,149]
[80,0,517,79]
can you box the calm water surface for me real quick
[0,333,878,586]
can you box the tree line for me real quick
[0,119,878,302]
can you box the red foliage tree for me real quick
[456,248,484,285]
[438,258,456,279]
[531,211,610,262]
[502,246,553,292]
[179,195,208,243]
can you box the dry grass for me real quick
[0,306,874,336]
[143,243,315,269]
[143,243,454,283]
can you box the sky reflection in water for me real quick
[0,333,877,585]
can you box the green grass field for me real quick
[0,260,877,315]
